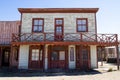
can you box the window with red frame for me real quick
[77,18,88,32]
[32,19,44,32]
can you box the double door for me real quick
[50,50,66,69]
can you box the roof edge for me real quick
[18,8,99,13]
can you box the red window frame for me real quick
[55,18,64,34]
[76,18,88,32]
[32,18,44,33]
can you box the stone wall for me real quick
[21,13,96,34]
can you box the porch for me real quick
[10,33,119,70]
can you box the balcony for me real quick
[12,33,119,46]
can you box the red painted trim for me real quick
[18,8,99,13]
[32,18,44,33]
[76,18,88,32]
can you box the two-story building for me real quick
[11,8,119,70]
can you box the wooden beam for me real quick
[9,45,13,67]
[116,45,119,70]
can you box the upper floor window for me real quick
[76,18,88,32]
[32,18,44,32]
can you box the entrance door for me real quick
[2,49,10,66]
[76,46,90,70]
[50,51,66,69]
[55,18,64,41]
[29,46,43,69]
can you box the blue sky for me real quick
[0,0,120,35]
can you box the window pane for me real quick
[56,26,62,34]
[34,20,39,25]
[56,26,61,31]
[78,26,82,31]
[33,26,38,32]
[51,52,58,60]
[38,20,43,25]
[82,20,86,24]
[82,26,86,31]
[56,20,62,25]
[36,49,39,53]
[78,25,86,32]
[77,20,82,24]
[38,26,42,32]
[32,49,36,53]
[59,51,65,60]
[32,52,39,61]
[32,49,39,61]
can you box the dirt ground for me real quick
[0,62,120,80]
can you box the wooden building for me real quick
[0,21,20,67]
[3,8,119,70]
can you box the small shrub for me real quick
[107,68,113,72]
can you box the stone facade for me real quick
[21,13,96,34]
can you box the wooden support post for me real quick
[44,44,48,70]
[101,46,103,66]
[116,45,119,70]
[9,45,13,67]
[115,34,119,70]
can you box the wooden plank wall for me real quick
[0,21,20,45]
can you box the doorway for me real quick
[29,45,44,69]
[76,45,90,70]
[2,48,10,66]
[54,18,64,41]
[48,46,68,69]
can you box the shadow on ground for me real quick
[0,67,101,77]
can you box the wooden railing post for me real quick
[116,34,119,70]
[80,33,82,42]
[44,33,46,41]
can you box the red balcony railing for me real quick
[12,33,118,46]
